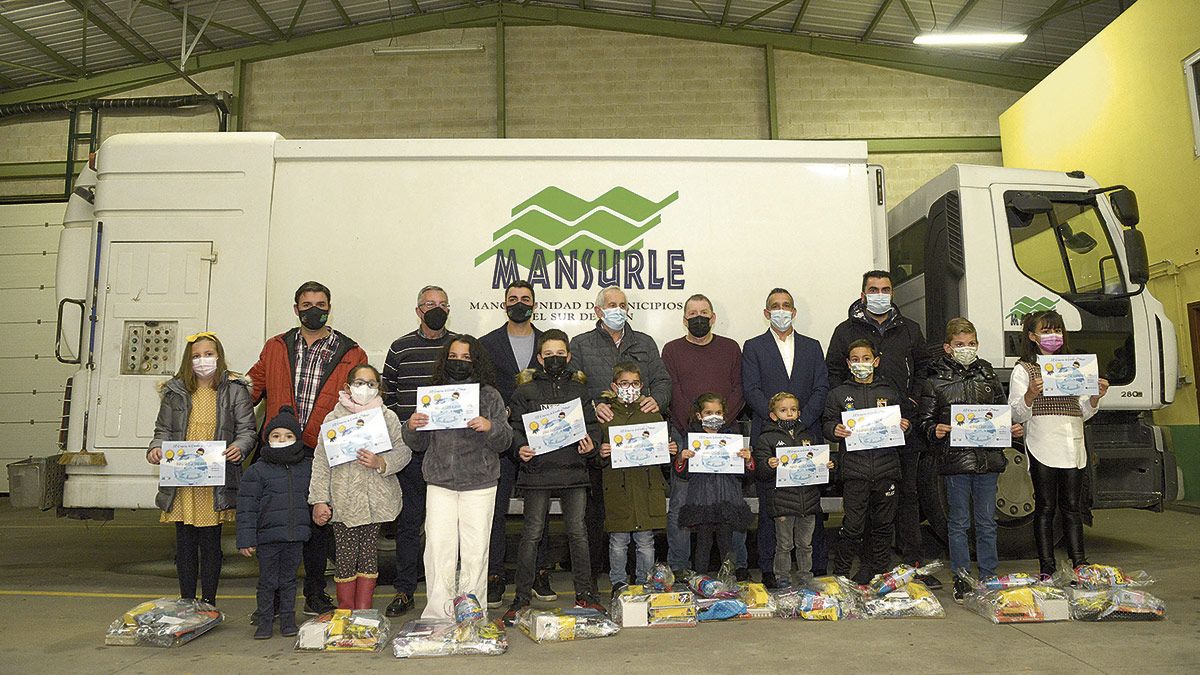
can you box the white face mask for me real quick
[952,346,979,366]
[769,309,793,332]
[601,307,627,332]
[192,356,217,378]
[849,362,875,381]
[865,293,892,315]
[269,440,295,449]
[616,384,641,404]
[701,414,724,430]
[349,384,378,405]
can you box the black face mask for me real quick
[444,358,474,382]
[542,355,568,377]
[261,440,305,465]
[687,316,711,339]
[506,302,534,324]
[777,419,798,431]
[299,306,329,331]
[423,307,449,331]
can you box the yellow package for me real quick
[800,606,840,621]
[123,601,157,625]
[648,605,697,620]
[739,583,770,608]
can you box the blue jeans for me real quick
[609,530,655,586]
[944,473,999,578]
[393,453,427,595]
[667,476,747,570]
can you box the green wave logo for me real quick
[1008,296,1059,325]
[474,186,679,269]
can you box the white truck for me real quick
[47,134,1178,556]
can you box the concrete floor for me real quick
[1,499,1197,674]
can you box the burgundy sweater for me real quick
[661,334,744,434]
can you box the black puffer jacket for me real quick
[916,355,1009,476]
[753,419,823,517]
[822,378,906,482]
[510,367,600,490]
[825,299,930,411]
[235,442,313,548]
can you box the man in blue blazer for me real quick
[742,288,830,588]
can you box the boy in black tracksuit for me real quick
[823,339,912,582]
[237,406,312,639]
[504,330,603,624]
[753,392,831,588]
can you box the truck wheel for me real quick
[918,449,1043,560]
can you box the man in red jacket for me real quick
[248,281,367,616]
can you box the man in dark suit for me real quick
[479,280,554,609]
[742,288,830,587]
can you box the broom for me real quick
[58,447,107,466]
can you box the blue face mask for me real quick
[602,307,627,332]
[865,293,892,315]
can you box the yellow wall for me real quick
[999,0,1200,427]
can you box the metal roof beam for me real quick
[720,0,732,26]
[142,1,268,46]
[242,0,285,41]
[328,0,353,27]
[897,0,922,32]
[734,0,798,31]
[286,0,309,40]
[62,0,153,62]
[687,0,716,25]
[947,0,981,31]
[790,0,813,33]
[410,1,423,15]
[862,0,893,41]
[0,15,86,77]
[0,57,78,82]
[1002,0,1102,59]
[0,4,1053,105]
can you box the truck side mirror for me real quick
[1006,193,1053,228]
[1123,228,1150,285]
[1110,188,1139,228]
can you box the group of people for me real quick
[144,270,1109,639]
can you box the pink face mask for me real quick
[1037,333,1064,353]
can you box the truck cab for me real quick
[887,165,1180,554]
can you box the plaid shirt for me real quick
[294,329,340,427]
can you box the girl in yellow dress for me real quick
[146,332,256,604]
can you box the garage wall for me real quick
[0,25,1016,479]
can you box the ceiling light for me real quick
[372,44,486,55]
[913,32,1027,46]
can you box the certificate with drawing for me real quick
[1037,354,1099,397]
[160,441,226,487]
[523,398,588,455]
[776,445,830,488]
[320,407,392,467]
[609,421,670,469]
[416,383,480,430]
[950,405,1012,448]
[687,433,744,474]
[841,405,904,451]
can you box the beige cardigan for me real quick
[308,401,411,527]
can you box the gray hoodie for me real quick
[401,383,512,492]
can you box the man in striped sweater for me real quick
[382,285,457,617]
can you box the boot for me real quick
[335,579,356,609]
[355,576,377,610]
[1034,515,1057,578]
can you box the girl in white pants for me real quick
[400,335,513,619]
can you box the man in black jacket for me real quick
[825,270,936,587]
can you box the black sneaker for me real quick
[914,573,943,590]
[303,593,335,616]
[385,592,414,618]
[253,621,273,640]
[735,567,750,582]
[502,600,529,627]
[760,572,779,589]
[532,569,558,602]
[486,574,505,609]
[952,576,971,604]
[610,581,629,599]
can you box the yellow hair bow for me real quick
[185,331,218,343]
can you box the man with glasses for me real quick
[382,285,458,616]
[248,280,367,617]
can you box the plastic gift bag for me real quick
[516,608,620,643]
[105,598,223,647]
[973,572,1041,591]
[686,571,738,599]
[867,561,944,597]
[863,580,945,619]
[696,599,749,622]
[965,585,1069,624]
[294,609,391,652]
[392,619,508,657]
[716,559,741,593]
[773,589,844,621]
[1067,588,1166,621]
[1054,563,1154,590]
[647,563,675,593]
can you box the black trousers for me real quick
[175,523,223,603]
[1029,453,1086,574]
[693,523,734,575]
[585,466,607,575]
[256,542,303,623]
[893,450,923,565]
[302,522,333,600]
[833,478,897,579]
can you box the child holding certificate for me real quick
[146,332,256,606]
[504,330,602,623]
[676,393,754,575]
[916,318,1024,602]
[753,392,833,589]
[822,339,910,583]
[597,362,678,595]
[310,364,409,610]
[1009,310,1109,578]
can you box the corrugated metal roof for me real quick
[0,0,1130,92]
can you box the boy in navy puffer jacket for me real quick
[237,406,312,639]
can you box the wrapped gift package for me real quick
[1067,588,1166,621]
[863,580,945,619]
[392,619,508,657]
[105,598,223,647]
[295,609,390,652]
[516,608,621,642]
[614,585,697,628]
[966,585,1070,624]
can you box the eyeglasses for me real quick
[616,380,642,387]
[419,301,450,310]
[351,380,380,389]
